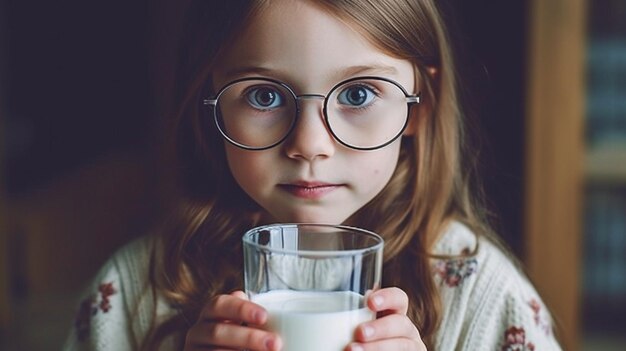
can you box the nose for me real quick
[283,96,336,161]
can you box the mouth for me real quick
[278,181,344,200]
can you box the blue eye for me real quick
[246,86,284,109]
[337,85,376,107]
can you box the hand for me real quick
[183,290,283,351]
[345,287,426,351]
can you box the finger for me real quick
[231,290,248,300]
[367,287,409,315]
[185,321,282,351]
[199,294,267,325]
[354,314,420,342]
[346,338,426,351]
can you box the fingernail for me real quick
[362,325,374,338]
[265,335,282,351]
[350,344,364,351]
[373,295,384,307]
[254,310,266,323]
[265,336,275,350]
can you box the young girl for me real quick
[64,0,563,350]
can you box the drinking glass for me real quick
[243,223,384,351]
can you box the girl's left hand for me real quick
[346,287,427,351]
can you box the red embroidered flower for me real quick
[502,326,536,351]
[74,281,118,342]
[529,299,541,315]
[433,257,478,287]
[99,282,116,298]
[75,297,97,341]
[98,282,117,313]
[528,298,552,335]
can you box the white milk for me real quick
[252,290,374,351]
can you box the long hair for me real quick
[141,0,492,349]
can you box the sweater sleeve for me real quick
[62,237,154,351]
[459,240,563,351]
[62,256,135,351]
[432,222,563,351]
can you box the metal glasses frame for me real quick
[203,76,420,151]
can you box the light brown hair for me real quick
[141,0,493,349]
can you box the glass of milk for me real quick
[243,223,383,351]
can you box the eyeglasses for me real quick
[203,76,420,151]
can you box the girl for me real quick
[64,0,563,350]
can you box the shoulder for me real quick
[432,221,562,350]
[431,221,529,294]
[63,236,165,351]
[432,220,478,257]
[106,235,154,284]
[85,235,155,311]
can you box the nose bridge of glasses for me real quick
[291,93,332,140]
[295,93,326,102]
[294,93,326,113]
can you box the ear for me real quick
[426,65,438,77]
[403,109,419,136]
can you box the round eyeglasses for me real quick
[203,76,420,151]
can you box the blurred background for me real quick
[0,0,624,350]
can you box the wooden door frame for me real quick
[525,0,587,350]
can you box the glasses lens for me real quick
[327,78,409,149]
[215,79,296,149]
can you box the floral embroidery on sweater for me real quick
[433,256,478,287]
[75,282,118,341]
[501,326,535,351]
[529,298,552,336]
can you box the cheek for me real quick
[375,152,400,180]
[224,146,270,191]
[351,143,401,186]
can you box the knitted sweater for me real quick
[63,221,562,350]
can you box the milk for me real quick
[252,290,374,351]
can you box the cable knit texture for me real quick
[63,221,563,350]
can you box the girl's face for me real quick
[212,0,417,224]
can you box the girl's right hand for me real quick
[183,290,283,351]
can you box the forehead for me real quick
[212,0,414,91]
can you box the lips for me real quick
[278,181,343,200]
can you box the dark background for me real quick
[446,0,527,256]
[2,0,527,256]
[2,0,156,195]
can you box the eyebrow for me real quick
[334,64,399,78]
[222,66,277,79]
[222,64,399,81]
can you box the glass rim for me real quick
[242,223,384,257]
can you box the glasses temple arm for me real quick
[203,98,217,106]
[406,95,420,104]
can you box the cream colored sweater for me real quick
[63,222,562,350]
